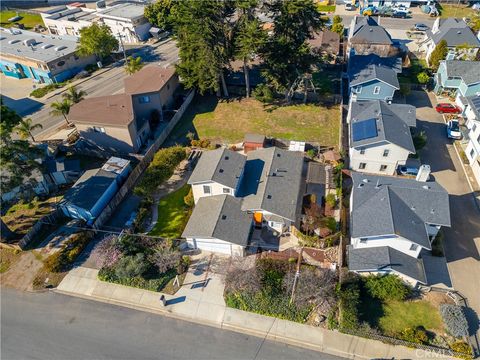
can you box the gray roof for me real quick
[98,3,146,20]
[429,18,480,47]
[43,7,97,22]
[349,62,400,88]
[63,168,117,211]
[350,100,416,152]
[188,148,246,189]
[350,16,393,45]
[244,133,266,144]
[182,195,252,246]
[466,95,480,119]
[443,60,480,86]
[239,147,305,222]
[351,173,451,249]
[348,55,402,76]
[0,27,79,63]
[348,245,427,284]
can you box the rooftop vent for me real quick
[358,183,364,188]
[221,215,227,220]
[8,39,20,44]
[422,185,430,190]
[362,179,369,183]
[224,156,229,160]
[457,30,462,34]
[54,45,67,51]
[276,153,281,157]
[23,38,36,47]
[267,195,272,199]
[42,44,53,49]
[0,36,5,40]
[219,169,224,173]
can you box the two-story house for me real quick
[433,60,480,110]
[347,16,400,60]
[348,54,401,101]
[348,172,451,286]
[69,65,179,154]
[422,18,480,65]
[464,95,480,186]
[183,147,306,255]
[348,100,416,175]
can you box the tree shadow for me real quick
[464,306,480,337]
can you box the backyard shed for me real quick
[243,134,266,153]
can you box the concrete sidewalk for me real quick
[55,264,452,360]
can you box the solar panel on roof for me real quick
[352,118,378,142]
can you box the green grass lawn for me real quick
[380,300,443,335]
[149,184,191,239]
[0,11,44,30]
[317,5,336,12]
[439,4,478,18]
[172,95,340,145]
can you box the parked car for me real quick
[435,103,461,114]
[73,70,90,80]
[398,166,419,176]
[413,23,429,31]
[392,11,408,18]
[447,120,462,140]
[393,5,408,12]
[345,3,356,11]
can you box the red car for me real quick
[435,103,461,114]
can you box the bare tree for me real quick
[149,244,181,274]
[302,202,325,235]
[225,257,262,294]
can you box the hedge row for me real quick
[98,266,176,292]
[43,231,93,272]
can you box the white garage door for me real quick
[191,239,232,255]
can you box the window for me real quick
[223,188,230,194]
[93,126,105,133]
[409,244,418,251]
[380,165,388,172]
[139,96,150,104]
[203,185,211,194]
[383,149,390,157]
[359,162,366,170]
[373,86,381,95]
[477,133,480,143]
[470,149,475,159]
[473,124,477,133]
[360,147,366,155]
[355,86,362,94]
[4,65,11,71]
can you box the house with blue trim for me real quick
[0,27,95,84]
[348,55,401,101]
[434,60,480,110]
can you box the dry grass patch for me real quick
[0,247,22,273]
[184,95,340,145]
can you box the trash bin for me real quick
[160,295,166,307]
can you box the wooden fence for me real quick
[18,209,62,249]
[91,90,195,230]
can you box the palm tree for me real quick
[50,99,72,125]
[62,86,86,104]
[15,118,43,142]
[125,56,144,75]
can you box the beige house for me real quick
[69,65,179,154]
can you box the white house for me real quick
[348,100,416,175]
[421,18,480,65]
[41,5,98,37]
[348,172,451,286]
[464,95,480,186]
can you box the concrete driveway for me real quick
[407,90,480,339]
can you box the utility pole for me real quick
[117,31,128,64]
[290,247,304,305]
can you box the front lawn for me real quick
[149,184,192,239]
[2,196,63,236]
[439,4,478,18]
[173,95,340,145]
[0,11,44,29]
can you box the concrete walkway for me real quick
[56,256,451,360]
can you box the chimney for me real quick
[416,164,431,182]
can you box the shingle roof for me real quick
[69,94,134,127]
[466,95,480,119]
[351,173,451,249]
[244,133,266,144]
[308,29,341,55]
[443,60,480,86]
[239,147,305,222]
[182,194,252,246]
[348,245,427,284]
[62,168,117,211]
[348,54,402,75]
[350,100,416,152]
[429,18,480,47]
[349,61,400,88]
[350,16,393,45]
[124,66,176,95]
[188,148,246,190]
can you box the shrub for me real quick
[459,150,469,165]
[450,341,473,356]
[149,244,181,274]
[324,217,337,233]
[98,266,176,292]
[30,83,64,98]
[252,84,274,103]
[440,304,469,337]
[183,188,194,207]
[114,253,149,279]
[400,326,429,344]
[338,281,360,330]
[190,139,212,148]
[400,83,411,96]
[85,63,99,73]
[91,235,122,268]
[306,148,316,159]
[413,131,427,151]
[43,232,92,273]
[325,193,336,208]
[364,274,411,301]
[417,72,430,84]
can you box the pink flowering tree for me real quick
[91,235,122,268]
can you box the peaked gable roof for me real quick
[188,148,246,189]
[350,16,393,45]
[349,63,400,88]
[429,18,480,47]
[124,65,176,95]
[351,173,451,249]
[182,194,252,246]
[350,100,416,152]
[443,60,480,86]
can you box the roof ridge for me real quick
[211,194,229,237]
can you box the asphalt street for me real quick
[1,288,346,360]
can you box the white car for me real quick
[393,5,408,12]
[446,120,462,140]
